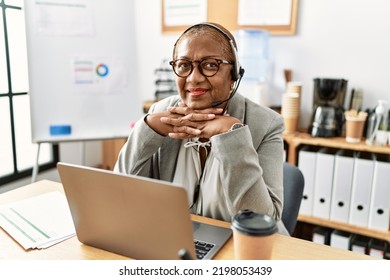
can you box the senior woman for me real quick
[114,22,287,234]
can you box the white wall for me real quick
[3,0,390,191]
[269,0,390,128]
[135,0,390,129]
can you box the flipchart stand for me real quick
[31,141,87,183]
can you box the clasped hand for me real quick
[147,103,240,139]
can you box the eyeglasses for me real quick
[169,58,232,78]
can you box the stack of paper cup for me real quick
[286,81,302,94]
[281,92,300,134]
[286,81,302,104]
[282,82,302,134]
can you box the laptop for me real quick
[57,162,232,260]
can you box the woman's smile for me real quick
[187,88,208,98]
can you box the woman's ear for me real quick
[230,82,235,92]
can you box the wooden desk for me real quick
[0,180,376,260]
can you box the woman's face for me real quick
[174,35,234,110]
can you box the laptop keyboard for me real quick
[194,239,215,259]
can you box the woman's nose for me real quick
[187,64,206,82]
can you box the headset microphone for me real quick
[211,95,234,108]
[211,68,245,107]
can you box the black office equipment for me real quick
[348,234,369,255]
[312,226,332,245]
[368,238,389,259]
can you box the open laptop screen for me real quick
[57,162,231,260]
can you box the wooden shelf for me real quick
[284,132,390,242]
[283,132,390,165]
[299,214,390,242]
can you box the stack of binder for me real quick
[312,148,337,219]
[330,150,355,223]
[368,154,390,231]
[349,152,376,227]
[297,145,390,233]
[297,146,318,216]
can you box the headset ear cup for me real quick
[230,40,240,81]
[231,65,245,81]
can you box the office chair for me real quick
[282,162,305,235]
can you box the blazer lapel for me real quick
[158,138,182,182]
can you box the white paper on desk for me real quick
[0,191,76,250]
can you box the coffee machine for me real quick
[309,78,348,137]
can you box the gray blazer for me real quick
[114,93,287,234]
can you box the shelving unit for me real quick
[283,132,390,165]
[282,132,390,242]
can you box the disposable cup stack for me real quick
[286,81,302,93]
[282,82,302,134]
[286,81,302,103]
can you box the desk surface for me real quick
[0,180,376,260]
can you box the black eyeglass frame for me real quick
[169,58,233,78]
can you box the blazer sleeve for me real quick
[210,110,285,222]
[113,97,179,177]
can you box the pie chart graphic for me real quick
[96,63,109,77]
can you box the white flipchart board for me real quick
[24,0,142,143]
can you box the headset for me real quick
[172,22,245,107]
[173,22,244,81]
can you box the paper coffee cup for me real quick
[345,116,366,143]
[231,210,277,260]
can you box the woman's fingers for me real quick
[160,115,208,126]
[168,125,202,139]
[160,106,227,139]
[168,106,223,116]
[182,113,217,121]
